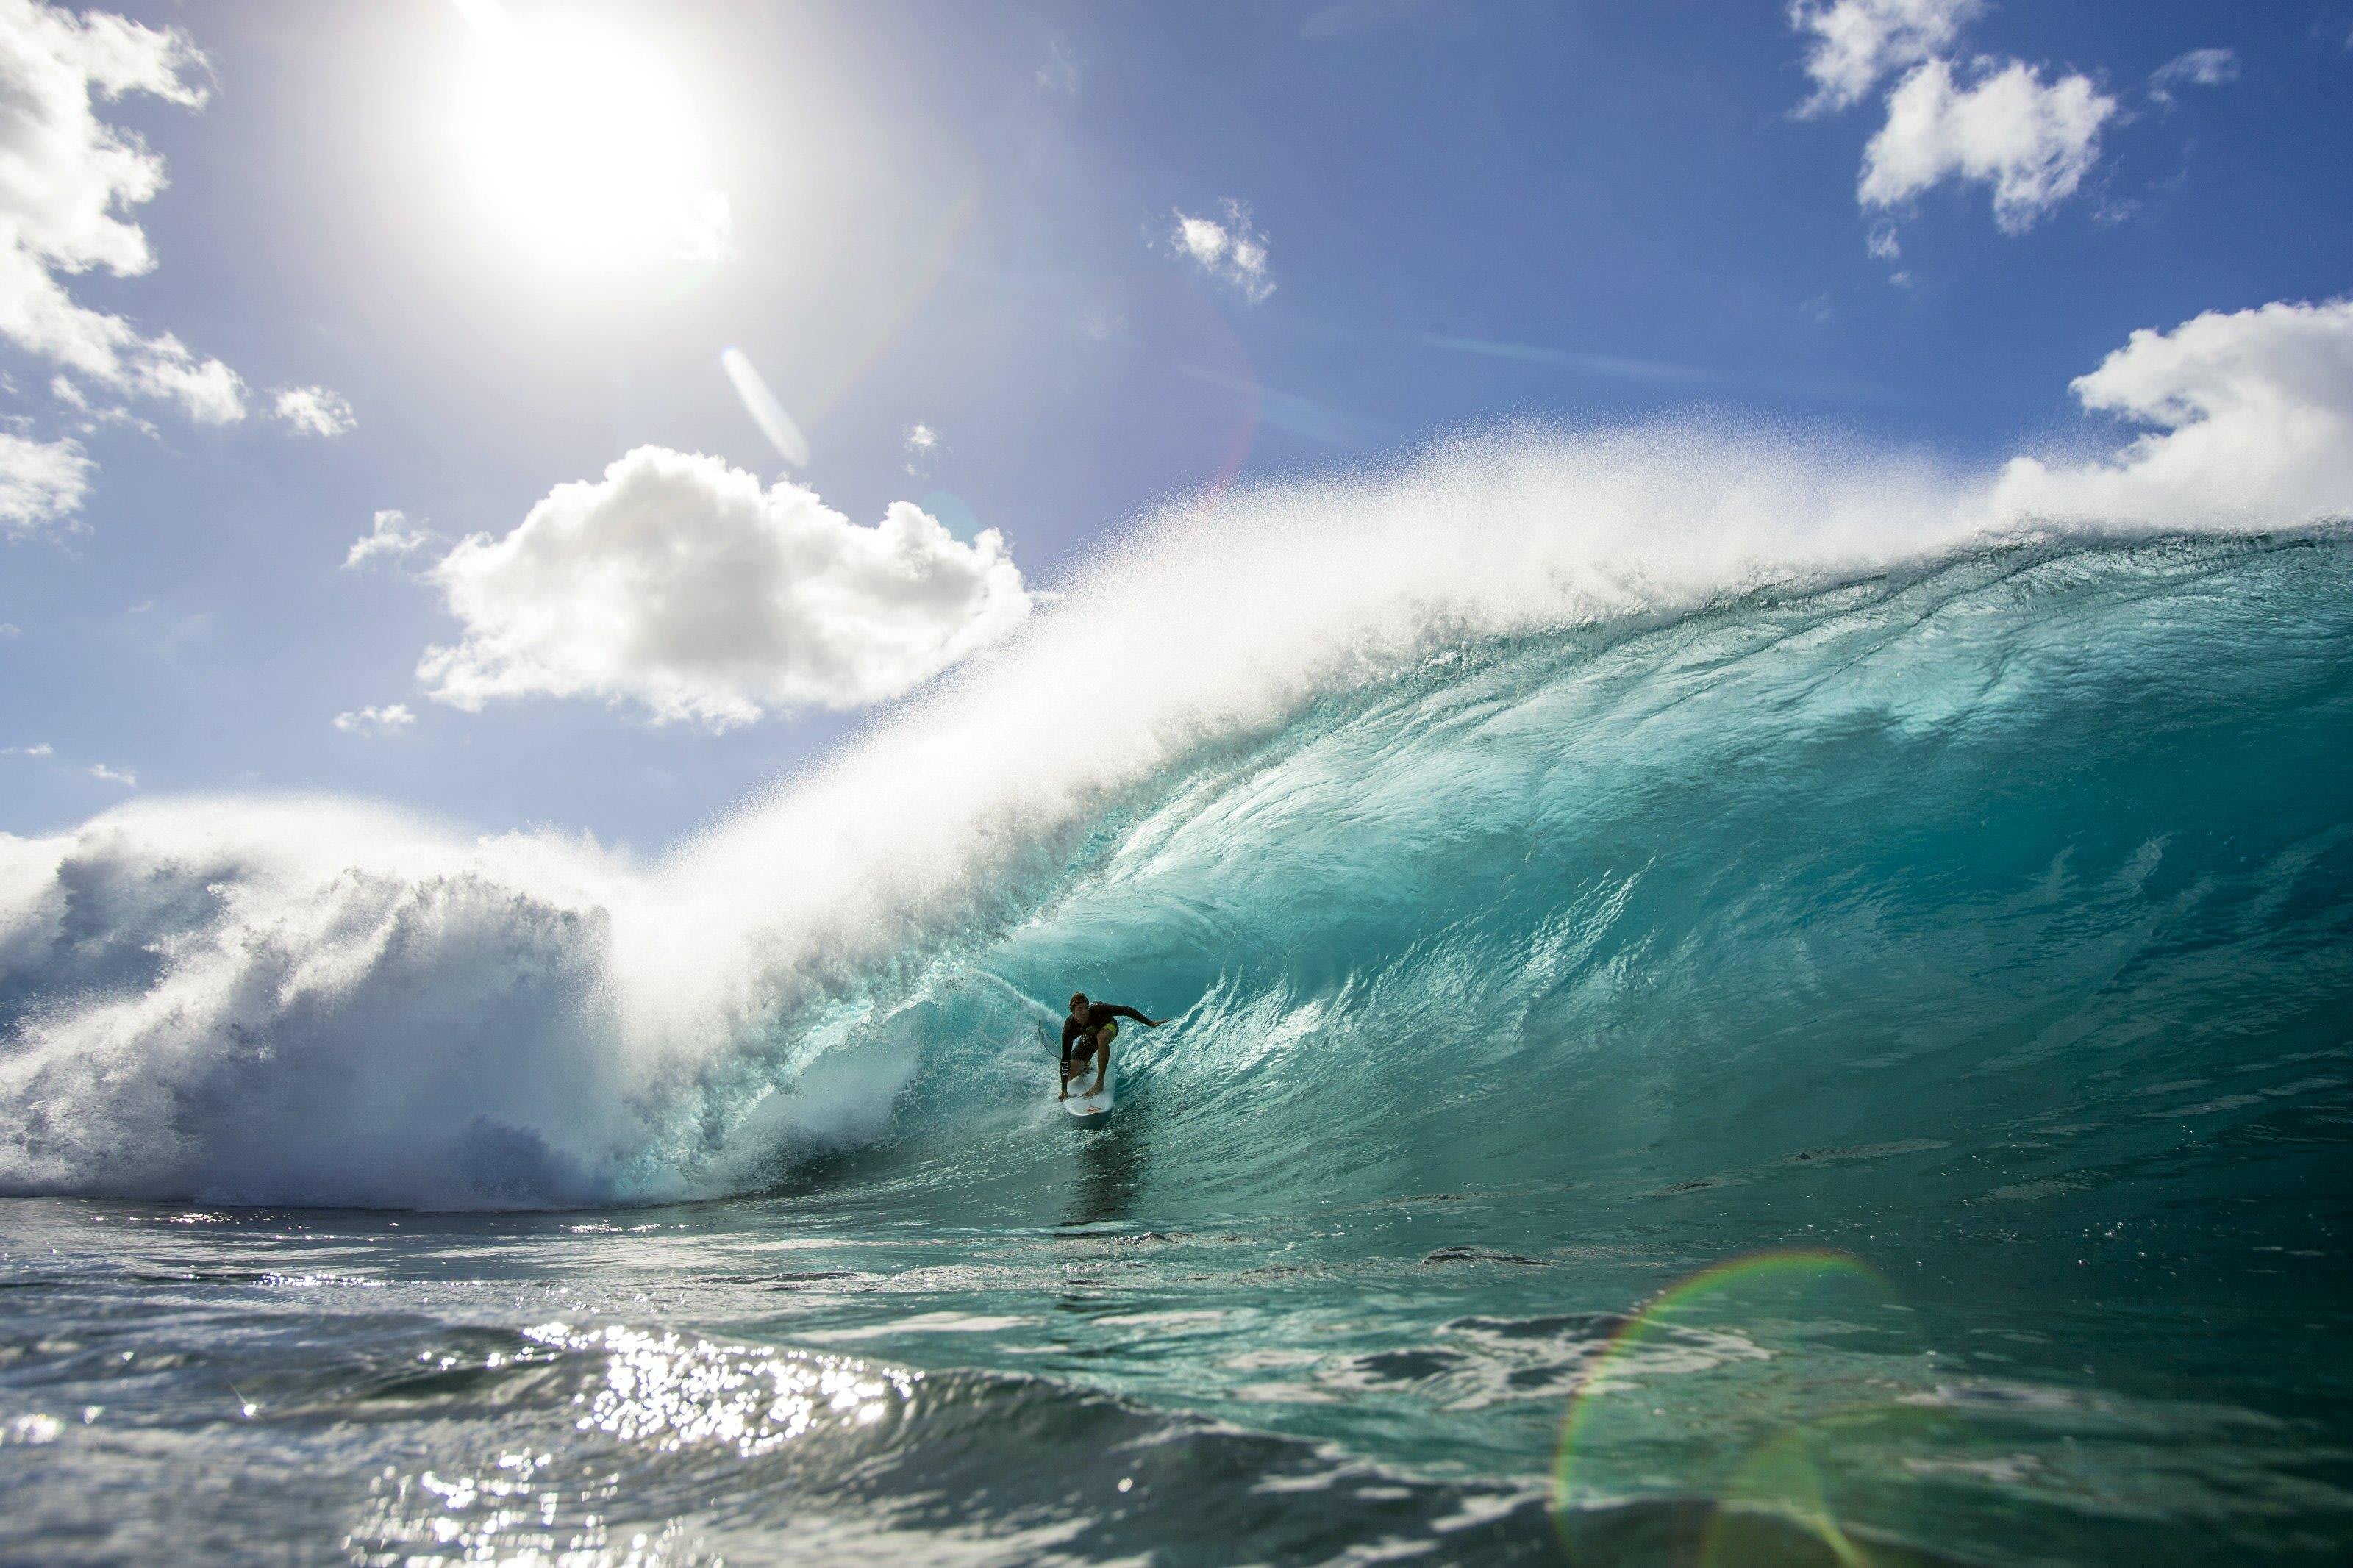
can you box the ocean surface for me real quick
[4,438,2351,1564]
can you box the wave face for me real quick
[871,529,2353,1242]
[1,429,2349,1220]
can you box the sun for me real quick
[456,5,728,276]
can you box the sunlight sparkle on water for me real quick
[524,1322,916,1456]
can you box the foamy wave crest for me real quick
[0,422,2332,1208]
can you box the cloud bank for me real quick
[0,2,350,538]
[417,446,1033,728]
[0,0,244,423]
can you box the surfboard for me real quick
[1063,1060,1115,1120]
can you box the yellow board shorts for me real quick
[1075,1018,1118,1063]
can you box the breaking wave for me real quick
[3,423,2348,1210]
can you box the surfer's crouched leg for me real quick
[1088,1020,1117,1090]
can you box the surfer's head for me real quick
[1068,992,1089,1015]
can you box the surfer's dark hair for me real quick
[1069,992,1088,1009]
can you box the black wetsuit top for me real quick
[1061,1003,1151,1066]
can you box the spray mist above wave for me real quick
[1,404,2347,1209]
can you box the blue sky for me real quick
[3,0,2350,848]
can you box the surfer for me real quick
[1060,992,1163,1100]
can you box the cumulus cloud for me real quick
[2148,48,2238,107]
[343,509,439,570]
[1792,1,2121,253]
[3,742,53,757]
[1166,200,1274,303]
[0,0,246,423]
[86,762,134,786]
[272,384,355,437]
[416,445,1034,728]
[0,429,92,534]
[1789,0,1982,115]
[1860,57,2116,233]
[1996,298,2353,529]
[332,704,415,734]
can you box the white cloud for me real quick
[1860,57,2116,234]
[416,445,1034,728]
[0,0,246,423]
[1788,0,1982,116]
[332,704,415,734]
[3,742,52,757]
[0,429,91,534]
[1036,37,1077,94]
[1996,297,2353,529]
[1166,200,1274,303]
[902,421,941,476]
[343,509,439,570]
[87,761,134,785]
[272,384,355,437]
[49,373,155,434]
[2148,48,2238,106]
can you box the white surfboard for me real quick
[1063,1060,1115,1120]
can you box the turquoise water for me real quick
[3,529,2351,1564]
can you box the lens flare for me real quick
[721,347,811,468]
[1552,1250,1928,1564]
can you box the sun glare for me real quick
[459,8,726,275]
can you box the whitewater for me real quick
[2,423,2349,1565]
